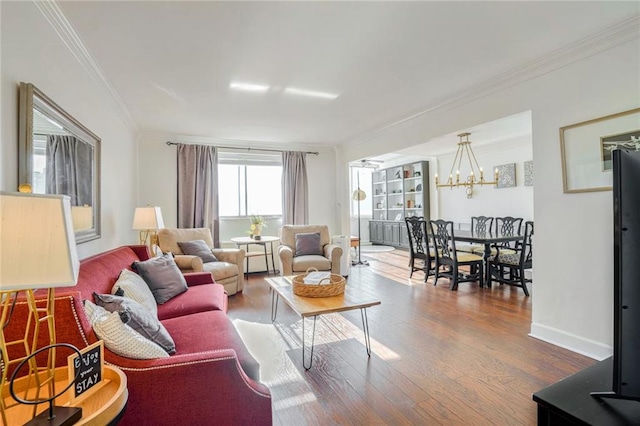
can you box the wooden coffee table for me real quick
[266,275,381,370]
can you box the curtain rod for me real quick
[165,141,319,155]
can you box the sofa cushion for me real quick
[132,254,188,304]
[93,293,176,354]
[157,283,227,321]
[202,261,238,282]
[178,239,218,263]
[295,232,322,256]
[161,310,260,382]
[112,269,158,317]
[292,255,332,272]
[84,300,169,360]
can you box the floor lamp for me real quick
[352,172,369,266]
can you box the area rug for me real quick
[360,245,395,253]
[232,319,290,384]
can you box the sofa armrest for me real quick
[107,349,271,425]
[278,245,293,276]
[174,254,203,272]
[183,272,215,287]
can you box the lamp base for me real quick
[26,406,82,426]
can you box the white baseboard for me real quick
[529,322,612,361]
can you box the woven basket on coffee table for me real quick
[292,268,346,298]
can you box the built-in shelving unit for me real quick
[369,161,430,249]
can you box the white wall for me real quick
[338,38,640,359]
[137,132,340,272]
[433,135,533,223]
[1,2,139,259]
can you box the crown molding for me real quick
[347,14,640,147]
[34,0,138,132]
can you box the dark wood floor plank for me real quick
[228,249,595,425]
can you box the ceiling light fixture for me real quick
[229,82,270,93]
[284,87,339,100]
[435,132,498,199]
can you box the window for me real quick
[350,167,373,217]
[218,151,282,217]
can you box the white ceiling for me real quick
[57,1,638,147]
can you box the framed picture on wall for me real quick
[560,108,640,193]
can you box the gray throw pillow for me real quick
[93,293,176,354]
[295,232,322,256]
[132,254,188,304]
[177,239,218,263]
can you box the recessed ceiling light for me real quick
[284,87,339,100]
[229,82,270,93]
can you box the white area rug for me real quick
[233,319,290,384]
[360,245,395,253]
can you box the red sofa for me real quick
[6,246,272,425]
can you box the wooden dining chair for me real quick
[429,219,484,290]
[404,217,435,281]
[489,221,533,296]
[458,216,494,253]
[472,216,523,256]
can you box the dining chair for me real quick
[404,217,435,281]
[472,216,523,256]
[429,219,484,290]
[458,216,494,253]
[489,221,533,296]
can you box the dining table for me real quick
[453,229,524,287]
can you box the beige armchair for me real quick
[278,225,343,276]
[157,228,245,295]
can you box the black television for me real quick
[592,148,640,401]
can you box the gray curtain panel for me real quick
[177,143,220,247]
[46,135,93,206]
[282,151,309,225]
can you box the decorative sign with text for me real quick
[67,341,104,403]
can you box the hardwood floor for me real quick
[227,249,595,425]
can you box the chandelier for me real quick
[435,132,498,198]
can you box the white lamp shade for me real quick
[352,189,367,201]
[72,205,93,231]
[132,206,164,230]
[0,192,80,291]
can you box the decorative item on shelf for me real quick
[407,200,414,208]
[434,132,498,199]
[395,170,401,179]
[0,190,81,425]
[247,215,267,240]
[403,170,410,178]
[132,206,165,254]
[416,183,422,192]
[414,171,421,177]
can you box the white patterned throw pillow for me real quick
[83,300,169,360]
[112,269,158,317]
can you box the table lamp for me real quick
[132,206,164,254]
[0,191,81,425]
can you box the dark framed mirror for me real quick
[18,82,101,244]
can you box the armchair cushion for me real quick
[93,293,176,354]
[83,300,169,360]
[132,254,188,304]
[178,239,218,263]
[295,232,322,256]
